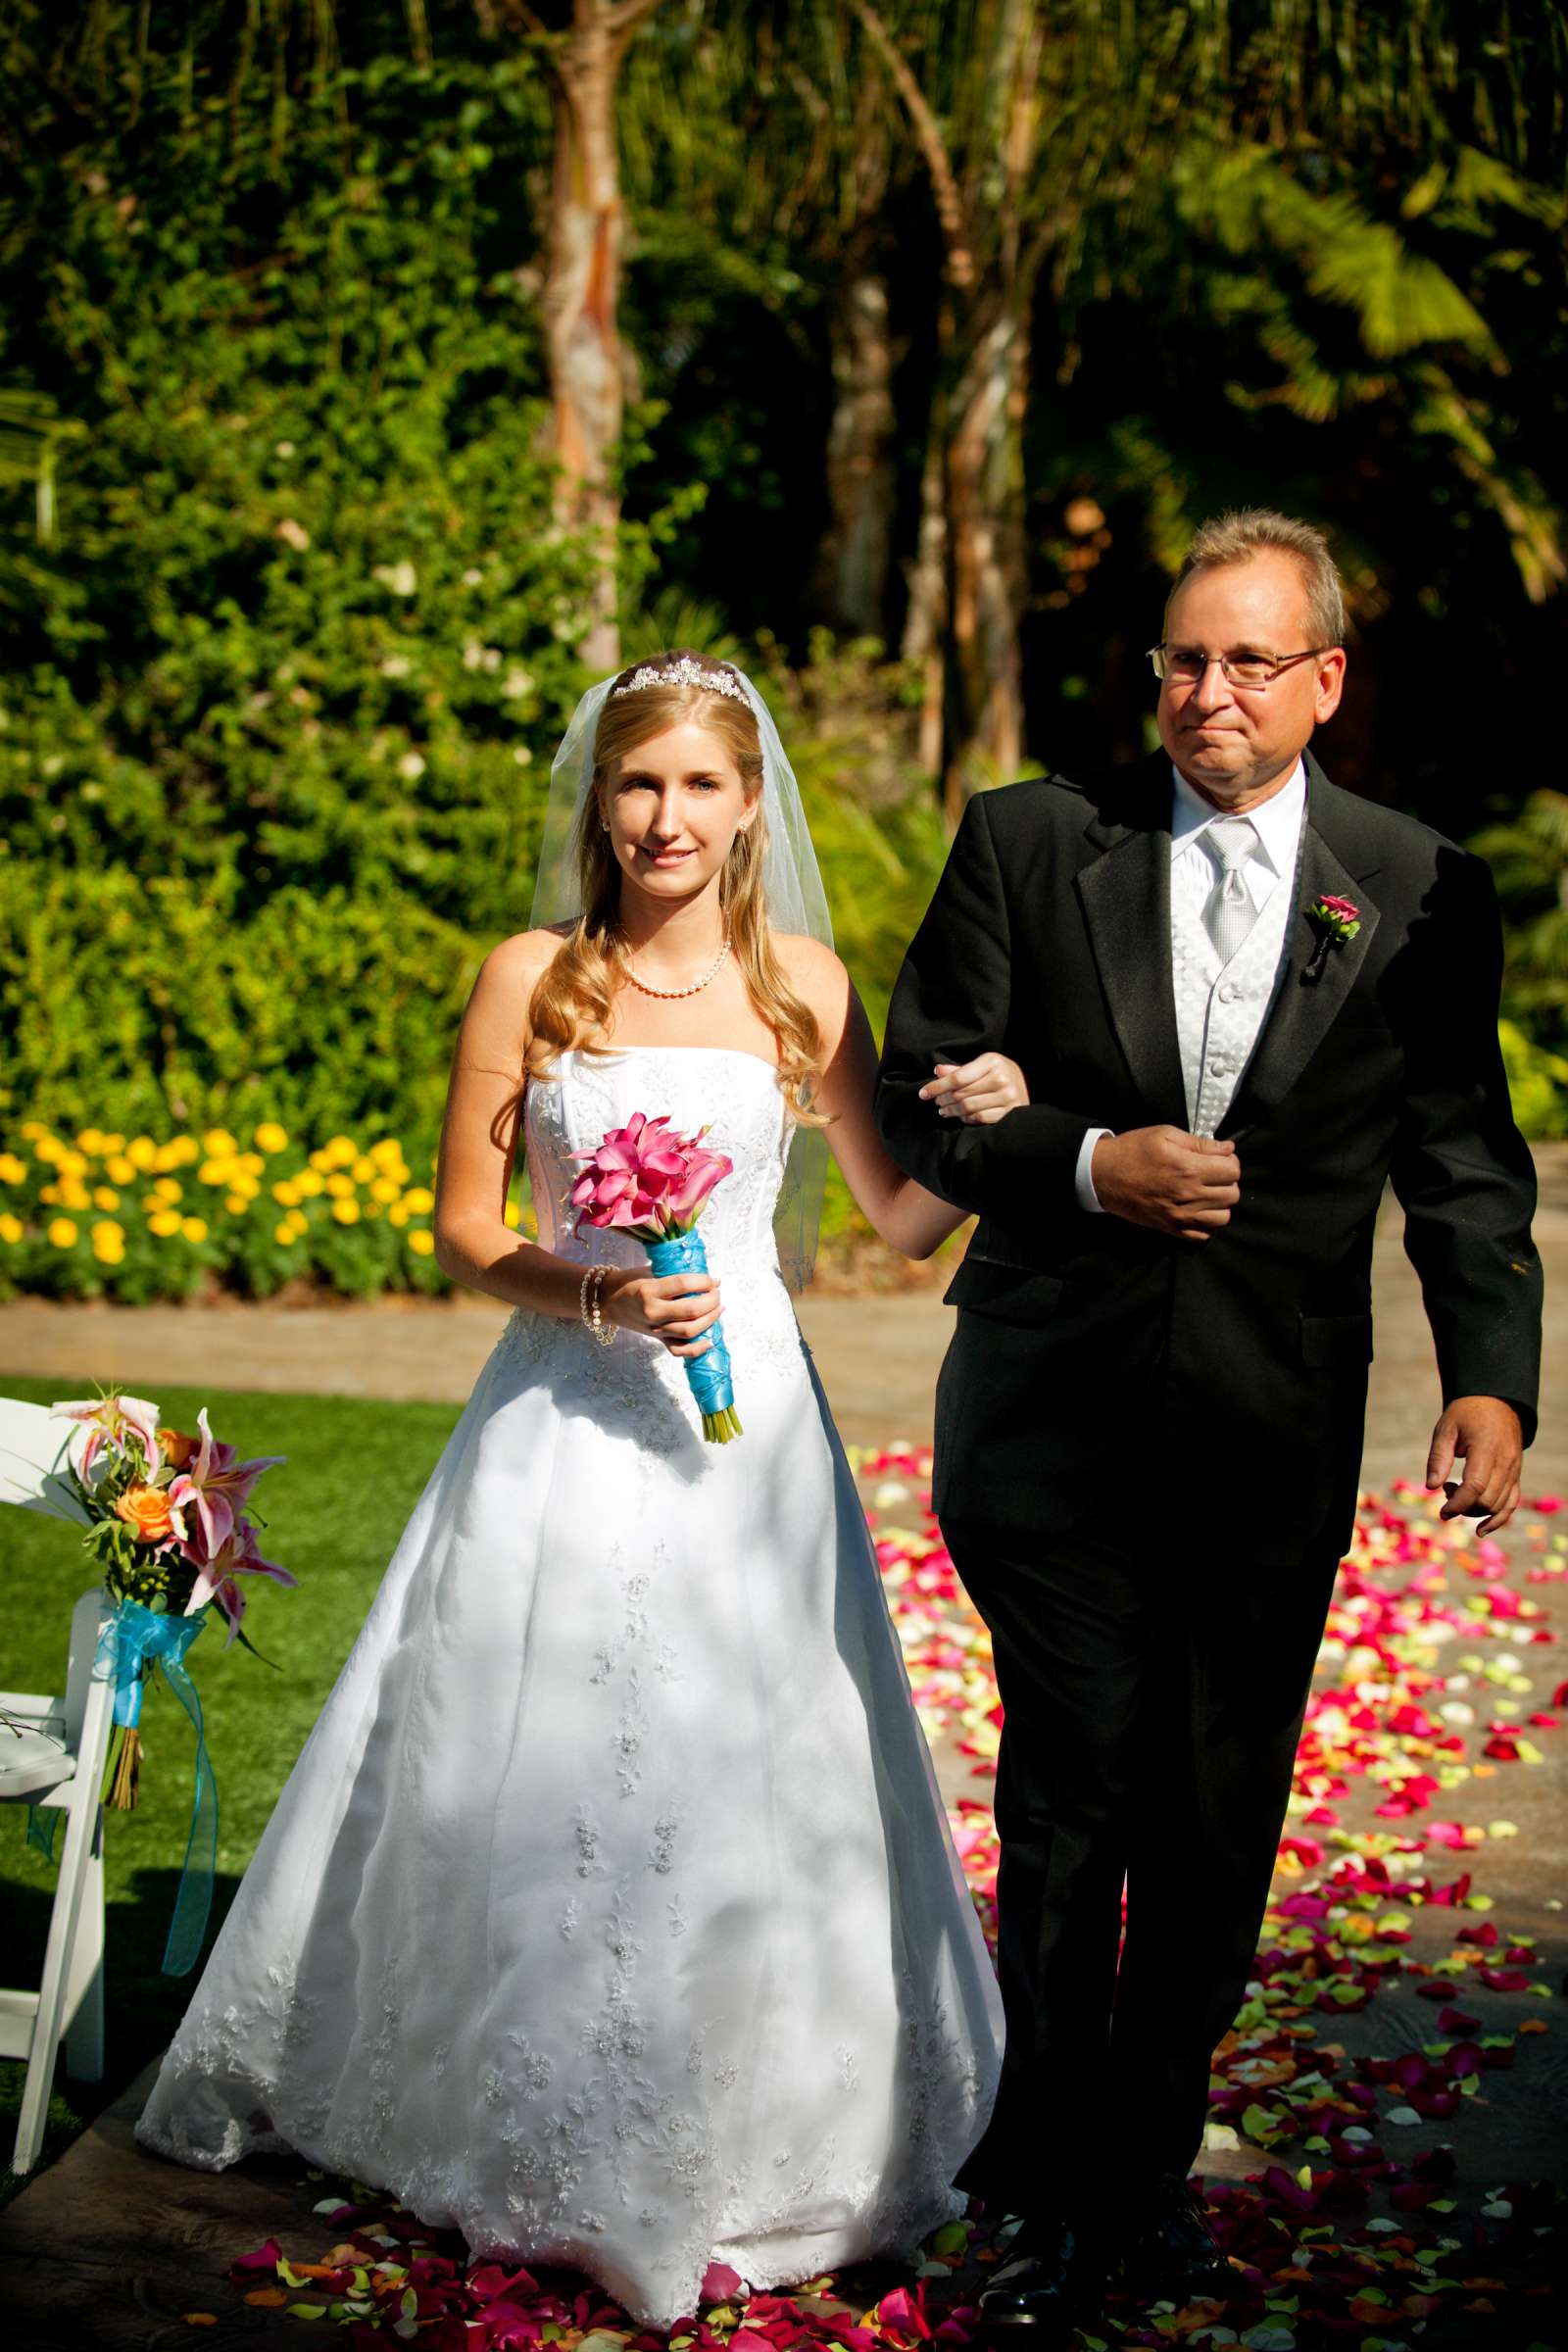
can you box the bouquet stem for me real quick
[644,1231,743,1445]
[105,1723,141,1810]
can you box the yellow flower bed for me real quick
[0,1120,531,1301]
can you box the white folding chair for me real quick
[0,1585,115,2174]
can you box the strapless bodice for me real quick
[525,1046,793,1273]
[496,1046,807,1414]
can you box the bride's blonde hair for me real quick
[526,652,827,1121]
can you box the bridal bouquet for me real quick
[570,1111,743,1443]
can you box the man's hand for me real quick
[1426,1396,1523,1536]
[919,1054,1030,1125]
[1092,1126,1241,1241]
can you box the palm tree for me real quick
[614,0,914,644]
[1164,137,1566,604]
[475,0,667,672]
[846,0,1057,812]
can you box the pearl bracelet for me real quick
[579,1261,615,1347]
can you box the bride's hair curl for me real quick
[525,651,827,1122]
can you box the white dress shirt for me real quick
[1074,760,1307,1210]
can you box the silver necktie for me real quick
[1200,818,1260,965]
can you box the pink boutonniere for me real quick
[1303,892,1361,984]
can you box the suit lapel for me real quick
[1221,759,1383,1135]
[1073,762,1189,1127]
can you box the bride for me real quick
[136,652,1019,2327]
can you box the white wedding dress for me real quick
[137,1045,1003,2326]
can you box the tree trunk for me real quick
[847,0,1043,815]
[941,305,1029,820]
[902,380,949,781]
[817,268,898,639]
[531,0,663,674]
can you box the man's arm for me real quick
[875,789,1244,1238]
[1389,847,1543,1528]
[874,791,1091,1223]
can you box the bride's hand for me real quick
[602,1268,723,1357]
[918,1054,1030,1125]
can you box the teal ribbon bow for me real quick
[27,1599,218,1976]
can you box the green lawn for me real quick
[0,1373,461,2200]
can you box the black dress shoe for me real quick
[976,2213,1105,2335]
[1111,2173,1233,2301]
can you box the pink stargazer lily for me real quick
[166,1406,285,1559]
[181,1517,297,1643]
[51,1392,161,1482]
[570,1111,733,1241]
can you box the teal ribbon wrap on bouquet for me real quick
[645,1230,743,1442]
[96,1598,219,1975]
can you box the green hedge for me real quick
[1,866,479,1140]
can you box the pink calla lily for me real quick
[665,1148,732,1222]
[571,1112,733,1242]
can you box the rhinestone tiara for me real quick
[610,657,747,704]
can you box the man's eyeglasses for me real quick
[1148,645,1333,690]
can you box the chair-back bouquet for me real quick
[0,1388,293,1971]
[50,1391,293,1805]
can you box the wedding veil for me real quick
[528,662,834,1291]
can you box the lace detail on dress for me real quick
[575,1812,605,1878]
[650,1815,679,1875]
[588,1539,681,1799]
[491,1049,809,1435]
[134,1945,328,2168]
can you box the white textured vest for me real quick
[1171,833,1303,1137]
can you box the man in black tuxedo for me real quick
[874,510,1542,2329]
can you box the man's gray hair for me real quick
[1173,508,1347,649]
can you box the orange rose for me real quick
[114,1484,175,1544]
[158,1427,200,1470]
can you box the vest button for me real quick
[1217,980,1241,1004]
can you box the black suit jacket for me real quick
[874,752,1543,1568]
